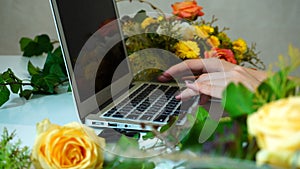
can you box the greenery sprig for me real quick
[0,128,31,169]
[222,44,300,118]
[0,34,69,107]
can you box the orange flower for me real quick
[172,0,204,20]
[205,48,237,64]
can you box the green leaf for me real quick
[142,131,155,140]
[52,46,63,59]
[133,10,148,23]
[19,89,33,100]
[31,74,61,93]
[22,41,43,57]
[36,34,53,52]
[43,47,65,75]
[105,157,155,169]
[159,115,178,133]
[179,107,209,150]
[67,85,72,92]
[222,83,255,117]
[49,64,66,78]
[254,68,299,106]
[115,135,139,152]
[2,69,22,94]
[27,61,41,76]
[19,34,54,57]
[19,37,32,51]
[0,76,10,107]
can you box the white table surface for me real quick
[0,55,79,148]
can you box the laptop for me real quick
[49,0,200,131]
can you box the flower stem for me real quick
[116,0,166,18]
[0,82,32,86]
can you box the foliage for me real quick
[222,44,300,117]
[0,128,31,169]
[0,34,69,107]
[20,34,56,57]
[104,156,155,169]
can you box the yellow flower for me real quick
[233,38,247,54]
[175,40,200,59]
[194,25,214,39]
[207,35,220,47]
[141,17,157,29]
[247,97,300,168]
[157,16,164,22]
[31,119,105,169]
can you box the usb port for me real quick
[108,123,117,127]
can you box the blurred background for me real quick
[0,0,300,73]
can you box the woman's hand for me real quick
[158,58,267,101]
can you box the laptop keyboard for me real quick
[102,83,190,124]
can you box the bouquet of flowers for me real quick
[120,0,265,79]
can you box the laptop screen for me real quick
[55,0,130,102]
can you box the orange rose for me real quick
[31,119,105,169]
[172,0,204,20]
[205,48,237,64]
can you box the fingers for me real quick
[186,82,224,98]
[172,62,263,100]
[176,71,234,100]
[158,58,236,82]
[158,59,204,82]
[175,88,199,100]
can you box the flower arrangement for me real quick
[120,0,265,72]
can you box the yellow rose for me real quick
[206,35,220,47]
[141,17,157,29]
[232,38,247,54]
[247,97,300,168]
[31,119,105,169]
[194,25,214,39]
[174,40,200,59]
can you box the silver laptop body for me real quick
[49,0,199,131]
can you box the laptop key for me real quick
[140,115,153,121]
[112,112,124,118]
[126,114,139,120]
[144,111,156,115]
[153,114,168,122]
[103,113,112,117]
